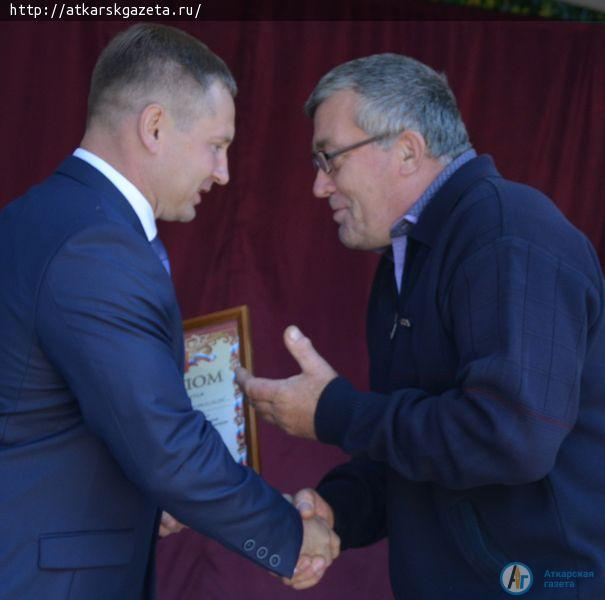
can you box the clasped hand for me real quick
[282,490,339,590]
[158,511,186,538]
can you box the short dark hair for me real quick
[87,24,237,128]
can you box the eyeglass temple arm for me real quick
[324,134,386,160]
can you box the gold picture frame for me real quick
[182,305,260,473]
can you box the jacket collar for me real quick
[409,155,501,248]
[55,155,147,240]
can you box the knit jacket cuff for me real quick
[315,376,358,447]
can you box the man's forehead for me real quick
[195,86,235,132]
[194,81,234,117]
[312,90,361,149]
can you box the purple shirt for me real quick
[390,149,477,292]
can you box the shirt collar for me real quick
[390,148,477,240]
[73,148,157,241]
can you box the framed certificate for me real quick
[183,306,260,473]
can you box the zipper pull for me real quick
[390,313,398,340]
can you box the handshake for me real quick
[159,487,339,591]
[283,487,340,590]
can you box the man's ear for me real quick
[396,130,427,175]
[138,103,166,154]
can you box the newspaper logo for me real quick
[500,562,533,595]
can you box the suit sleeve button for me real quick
[243,539,255,551]
[256,546,268,559]
[269,554,281,567]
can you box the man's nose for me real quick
[312,169,335,198]
[213,155,230,186]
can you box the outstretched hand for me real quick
[235,326,337,439]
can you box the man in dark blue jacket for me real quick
[0,24,338,599]
[238,54,605,598]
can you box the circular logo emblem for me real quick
[500,562,533,595]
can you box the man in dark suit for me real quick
[238,53,605,598]
[0,24,338,599]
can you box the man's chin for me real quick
[159,208,197,223]
[337,228,380,251]
[338,228,361,250]
[178,202,198,223]
[179,209,197,223]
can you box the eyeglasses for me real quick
[312,133,388,174]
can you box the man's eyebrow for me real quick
[212,136,234,145]
[312,138,329,152]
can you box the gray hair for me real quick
[305,53,470,163]
[88,24,237,129]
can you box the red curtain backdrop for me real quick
[1,15,604,600]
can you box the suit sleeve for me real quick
[35,223,302,577]
[315,238,603,491]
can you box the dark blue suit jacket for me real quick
[315,156,605,598]
[0,157,302,599]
